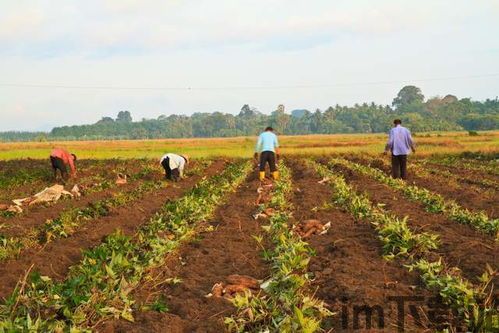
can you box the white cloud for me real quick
[0,0,498,131]
[0,0,464,55]
[0,8,46,40]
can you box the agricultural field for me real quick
[0,137,497,332]
[0,131,498,160]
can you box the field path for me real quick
[100,169,268,332]
[0,160,226,300]
[330,162,498,284]
[288,159,434,332]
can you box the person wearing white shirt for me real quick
[384,119,416,179]
[160,153,189,181]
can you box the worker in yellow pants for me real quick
[253,126,280,181]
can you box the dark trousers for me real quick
[391,154,408,179]
[161,157,180,181]
[259,151,277,172]
[50,156,68,180]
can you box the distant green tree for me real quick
[392,85,425,109]
[4,86,498,141]
[35,134,48,142]
[237,105,263,135]
[270,106,291,134]
[442,94,458,104]
[459,114,499,130]
[116,111,132,122]
[96,116,115,124]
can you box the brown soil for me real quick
[330,162,498,285]
[0,159,52,200]
[288,159,435,332]
[0,161,226,300]
[407,170,498,219]
[0,181,143,238]
[418,161,499,192]
[0,160,162,238]
[413,162,497,195]
[0,159,135,202]
[0,159,48,172]
[99,171,269,333]
[348,156,498,219]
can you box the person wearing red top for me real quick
[50,148,77,181]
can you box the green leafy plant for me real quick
[143,295,169,313]
[412,160,497,191]
[312,161,439,260]
[408,259,497,331]
[429,154,499,176]
[0,180,164,262]
[329,158,498,238]
[227,163,332,332]
[311,159,497,332]
[0,161,251,331]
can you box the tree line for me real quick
[1,86,497,141]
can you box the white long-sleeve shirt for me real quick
[160,153,186,177]
[385,125,414,156]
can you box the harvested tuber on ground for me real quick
[225,274,260,289]
[253,207,276,220]
[318,177,330,184]
[223,284,250,295]
[295,219,331,238]
[211,282,224,297]
[115,173,128,185]
[207,274,261,299]
[255,179,274,205]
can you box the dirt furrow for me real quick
[0,161,226,300]
[0,159,135,202]
[347,156,498,218]
[289,159,435,332]
[330,162,498,285]
[416,161,499,192]
[0,181,145,238]
[423,159,499,181]
[99,171,268,333]
[0,161,159,236]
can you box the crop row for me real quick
[412,160,498,191]
[426,155,499,176]
[0,161,250,331]
[0,158,157,196]
[0,159,159,219]
[0,180,166,262]
[227,163,331,332]
[0,159,111,191]
[0,159,169,260]
[330,158,498,238]
[311,160,496,331]
[0,168,52,191]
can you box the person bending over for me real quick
[160,153,189,181]
[254,126,280,181]
[50,148,77,182]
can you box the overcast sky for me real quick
[0,0,498,131]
